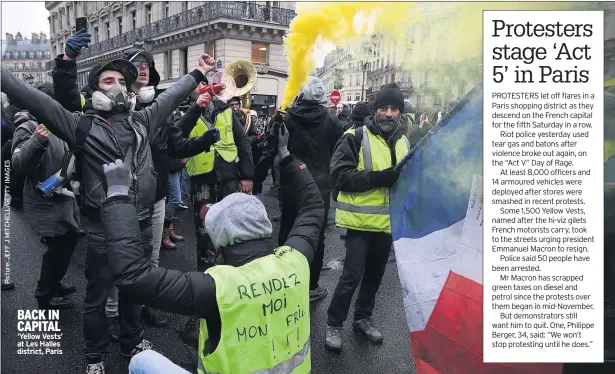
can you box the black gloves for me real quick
[369,167,400,188]
[197,128,220,152]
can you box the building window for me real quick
[251,43,268,64]
[146,5,152,24]
[132,11,137,30]
[181,1,188,12]
[117,17,122,35]
[355,93,361,101]
[94,26,99,43]
[164,51,172,80]
[105,22,110,39]
[165,2,170,18]
[60,42,64,55]
[347,94,352,102]
[208,43,215,58]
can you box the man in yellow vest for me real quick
[325,83,410,353]
[98,123,324,374]
[174,88,255,273]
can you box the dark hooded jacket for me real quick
[50,53,213,204]
[100,154,324,352]
[283,77,342,195]
[2,59,205,222]
[11,111,80,236]
[330,115,408,194]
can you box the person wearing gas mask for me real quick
[325,83,410,353]
[98,122,323,374]
[1,52,218,374]
[52,33,220,331]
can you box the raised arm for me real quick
[11,121,48,176]
[274,122,325,262]
[52,55,83,112]
[138,54,215,135]
[1,67,79,148]
[52,28,91,112]
[100,151,218,319]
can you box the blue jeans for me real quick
[180,169,191,203]
[165,172,182,219]
[129,350,191,374]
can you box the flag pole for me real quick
[394,83,483,173]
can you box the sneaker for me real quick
[352,318,383,345]
[178,202,189,210]
[121,339,153,357]
[325,326,343,353]
[85,362,105,374]
[85,354,106,374]
[108,316,120,343]
[309,287,328,303]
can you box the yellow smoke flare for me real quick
[282,1,586,109]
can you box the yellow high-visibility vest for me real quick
[184,108,238,176]
[197,246,311,374]
[336,127,410,234]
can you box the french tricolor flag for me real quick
[390,85,562,374]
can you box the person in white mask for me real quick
[1,52,220,374]
[53,44,220,334]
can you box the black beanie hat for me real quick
[374,83,404,111]
[350,102,371,127]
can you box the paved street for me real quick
[1,176,414,374]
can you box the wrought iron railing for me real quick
[75,2,294,61]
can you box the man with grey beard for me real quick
[325,83,411,353]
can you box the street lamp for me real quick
[360,61,368,102]
[360,43,373,102]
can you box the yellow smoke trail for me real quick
[282,1,586,109]
[281,2,417,109]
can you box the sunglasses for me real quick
[133,61,150,68]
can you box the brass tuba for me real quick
[224,60,258,132]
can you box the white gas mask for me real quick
[136,86,156,104]
[92,83,129,112]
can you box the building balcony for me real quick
[75,2,295,61]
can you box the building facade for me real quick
[45,1,296,115]
[318,34,479,112]
[317,49,368,106]
[2,32,52,86]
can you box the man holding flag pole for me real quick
[325,83,411,352]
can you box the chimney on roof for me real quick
[31,33,39,43]
[15,32,22,41]
[39,32,47,42]
[6,33,13,45]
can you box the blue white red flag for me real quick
[390,85,562,374]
